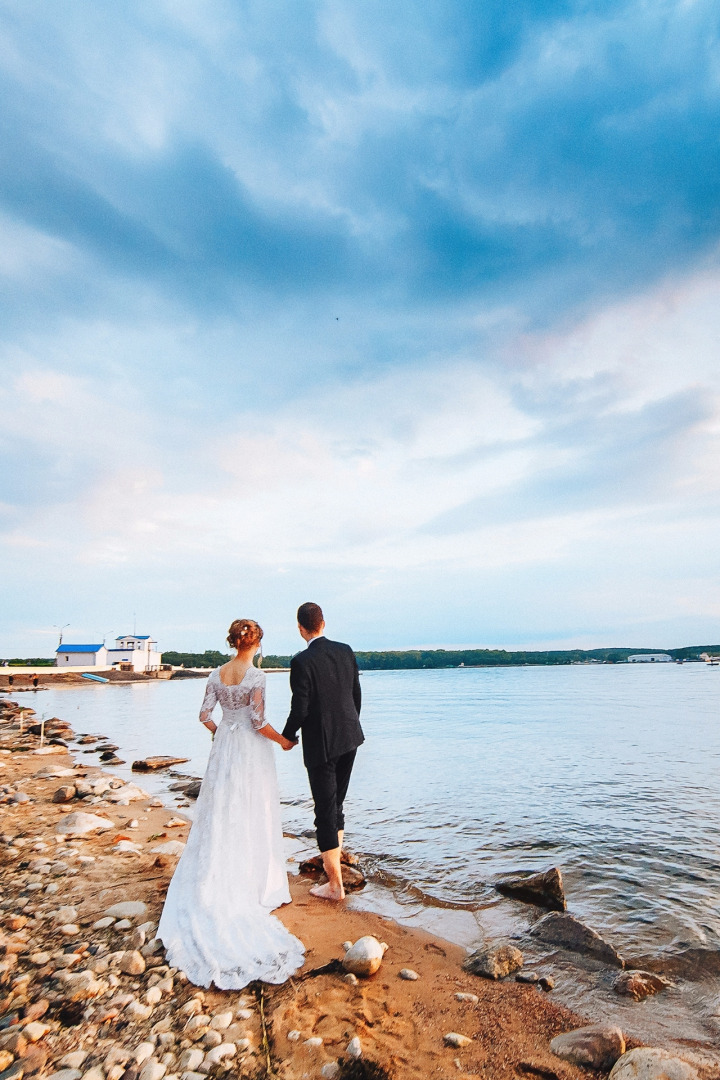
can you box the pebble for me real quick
[0,1052,14,1072]
[129,929,146,950]
[287,1031,301,1042]
[321,1065,340,1079]
[156,978,173,995]
[180,1000,202,1017]
[145,987,162,1006]
[304,1037,323,1048]
[539,976,555,991]
[60,1053,88,1070]
[59,924,80,936]
[115,920,133,932]
[127,821,139,829]
[208,1011,231,1030]
[126,1000,153,1021]
[30,952,51,966]
[45,883,60,894]
[343,973,359,986]
[444,1033,472,1048]
[55,906,79,924]
[342,936,388,977]
[119,951,146,976]
[203,1044,235,1066]
[180,1073,204,1080]
[46,1071,82,1080]
[202,1031,222,1050]
[399,969,419,980]
[92,918,115,931]
[234,1007,253,1021]
[455,993,479,1003]
[347,1037,362,1059]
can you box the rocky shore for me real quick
[0,698,715,1080]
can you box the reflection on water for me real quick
[34,663,720,1050]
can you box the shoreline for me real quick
[1,699,716,1079]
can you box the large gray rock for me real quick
[609,1048,699,1080]
[464,944,523,979]
[55,812,114,836]
[496,867,566,911]
[530,912,624,967]
[550,1025,625,1070]
[614,970,672,1000]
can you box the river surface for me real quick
[22,662,720,1053]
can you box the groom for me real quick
[282,602,364,900]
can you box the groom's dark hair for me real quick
[297,602,324,633]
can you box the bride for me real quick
[157,618,305,988]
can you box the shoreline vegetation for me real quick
[1,700,716,1079]
[3,643,719,671]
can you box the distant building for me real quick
[56,644,108,667]
[106,635,162,673]
[55,634,162,672]
[627,653,672,663]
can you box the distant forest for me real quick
[159,645,719,670]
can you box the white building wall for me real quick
[56,648,108,667]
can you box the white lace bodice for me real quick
[199,666,266,731]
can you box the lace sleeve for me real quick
[249,670,267,732]
[199,672,218,722]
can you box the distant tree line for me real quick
[0,657,56,667]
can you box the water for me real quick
[27,663,720,1051]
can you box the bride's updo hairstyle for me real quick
[227,619,264,652]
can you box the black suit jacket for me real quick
[282,636,364,769]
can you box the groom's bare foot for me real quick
[310,881,346,901]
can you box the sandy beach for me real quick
[0,698,714,1080]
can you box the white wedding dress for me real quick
[157,666,305,988]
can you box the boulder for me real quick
[495,867,566,911]
[104,901,147,920]
[530,912,624,967]
[550,1025,625,1070]
[55,812,114,837]
[342,936,388,977]
[609,1048,699,1080]
[614,971,672,1000]
[464,944,523,980]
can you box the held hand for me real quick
[278,735,297,751]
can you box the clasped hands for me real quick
[279,735,298,751]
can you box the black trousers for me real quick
[307,749,357,853]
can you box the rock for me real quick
[455,993,479,1002]
[52,787,77,804]
[46,1072,82,1080]
[56,813,115,837]
[346,1037,362,1059]
[145,988,162,1006]
[138,1061,166,1080]
[496,867,566,911]
[81,1067,104,1080]
[183,1017,210,1041]
[399,969,419,980]
[342,937,388,977]
[614,971,672,1000]
[59,924,80,937]
[134,1045,155,1066]
[104,902,147,921]
[539,976,555,991]
[120,952,146,975]
[515,972,539,984]
[55,905,79,924]
[444,1033,472,1048]
[12,792,30,803]
[132,757,189,772]
[115,919,133,931]
[21,1025,49,1044]
[464,944,523,980]
[609,1048,698,1080]
[93,918,115,931]
[530,912,624,967]
[59,1054,88,1070]
[181,1000,203,1017]
[20,1045,48,1076]
[321,1065,340,1079]
[287,1031,301,1042]
[149,843,185,857]
[551,1025,625,1070]
[343,973,359,986]
[125,1001,153,1022]
[0,1055,13,1074]
[178,1052,203,1073]
[114,841,142,855]
[105,785,149,805]
[129,928,146,949]
[303,1038,323,1048]
[202,1031,221,1050]
[203,1045,235,1066]
[0,1061,24,1080]
[29,952,51,967]
[210,1012,232,1031]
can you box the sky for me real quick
[1,0,720,657]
